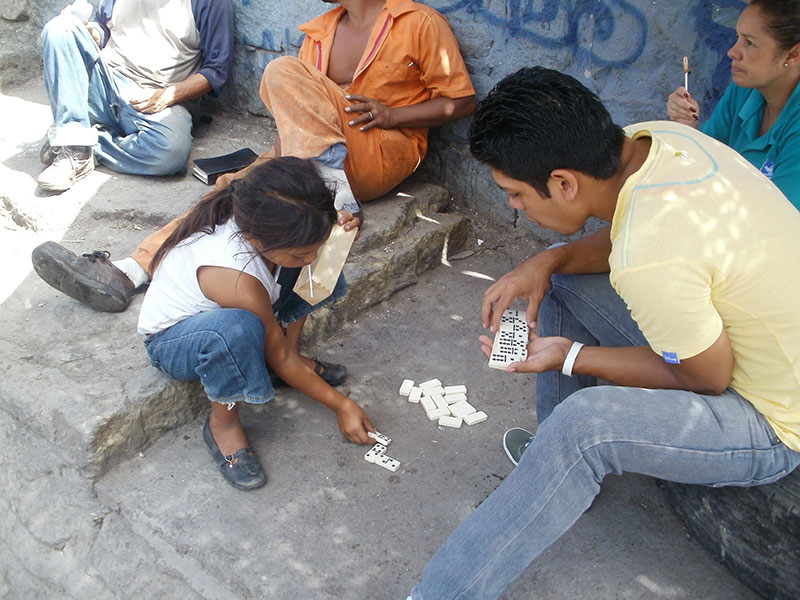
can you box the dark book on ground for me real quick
[192,148,259,185]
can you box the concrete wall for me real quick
[11,0,745,241]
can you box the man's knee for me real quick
[261,56,309,93]
[41,13,84,48]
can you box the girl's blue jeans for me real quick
[143,268,347,406]
[411,273,800,600]
[41,13,193,175]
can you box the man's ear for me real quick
[549,169,579,202]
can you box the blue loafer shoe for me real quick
[203,416,266,490]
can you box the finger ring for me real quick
[368,111,374,120]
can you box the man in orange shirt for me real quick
[32,0,476,313]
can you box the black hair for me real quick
[749,0,800,53]
[150,157,336,272]
[469,66,625,197]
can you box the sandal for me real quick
[202,416,266,490]
[313,358,348,387]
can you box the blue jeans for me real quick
[411,273,800,600]
[41,14,193,175]
[144,269,347,405]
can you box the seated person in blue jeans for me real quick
[37,0,233,192]
[408,67,800,600]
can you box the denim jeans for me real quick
[411,273,800,600]
[144,268,347,405]
[41,14,193,175]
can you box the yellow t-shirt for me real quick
[610,121,800,451]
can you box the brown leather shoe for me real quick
[31,242,136,312]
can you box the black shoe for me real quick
[313,358,347,386]
[31,242,136,312]
[40,138,55,166]
[202,416,266,490]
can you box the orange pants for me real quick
[133,56,424,274]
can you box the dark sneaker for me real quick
[503,427,535,466]
[313,358,347,386]
[37,145,94,192]
[31,242,136,312]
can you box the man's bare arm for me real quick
[345,94,476,131]
[130,73,212,114]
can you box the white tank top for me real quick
[137,218,281,335]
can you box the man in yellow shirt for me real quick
[409,67,800,600]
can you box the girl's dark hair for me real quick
[750,0,800,53]
[469,66,625,198]
[150,157,336,272]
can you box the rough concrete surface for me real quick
[0,81,757,599]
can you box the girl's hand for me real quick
[667,86,700,128]
[336,399,374,444]
[479,333,573,374]
[344,94,394,131]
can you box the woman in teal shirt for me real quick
[667,0,800,208]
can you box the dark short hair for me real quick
[469,67,625,197]
[750,0,800,53]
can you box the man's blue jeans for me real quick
[41,13,192,175]
[411,273,800,600]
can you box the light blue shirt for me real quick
[702,81,800,209]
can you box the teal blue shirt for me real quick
[702,81,800,209]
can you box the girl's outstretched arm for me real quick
[198,266,374,443]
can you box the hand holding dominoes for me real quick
[485,309,529,370]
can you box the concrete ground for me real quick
[0,80,757,599]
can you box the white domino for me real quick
[368,430,392,446]
[438,415,463,428]
[431,394,449,410]
[408,387,422,403]
[376,454,401,472]
[463,411,488,425]
[488,309,529,370]
[420,395,436,412]
[443,385,467,395]
[444,392,467,404]
[399,379,414,396]
[422,385,445,397]
[426,407,450,420]
[449,400,477,419]
[364,443,387,463]
[419,378,442,390]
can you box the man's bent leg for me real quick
[536,273,647,421]
[259,56,421,200]
[411,386,799,600]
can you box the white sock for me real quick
[112,257,150,287]
[314,163,360,214]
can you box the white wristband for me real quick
[561,341,584,377]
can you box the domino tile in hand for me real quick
[488,309,529,370]
[364,443,387,463]
[368,430,391,446]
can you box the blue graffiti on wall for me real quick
[437,0,648,68]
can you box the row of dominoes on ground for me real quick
[399,378,488,428]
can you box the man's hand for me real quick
[130,86,178,114]
[667,86,700,128]
[344,94,393,131]
[480,332,571,374]
[336,399,374,444]
[482,253,559,333]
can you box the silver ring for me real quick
[368,111,374,120]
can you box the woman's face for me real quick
[728,5,790,90]
[259,242,325,268]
